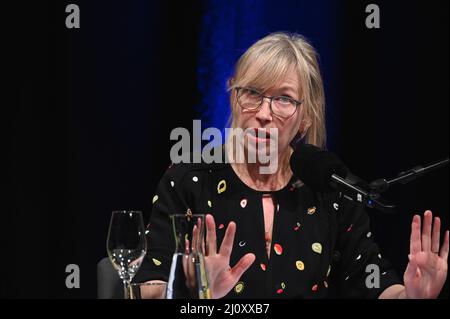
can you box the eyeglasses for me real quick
[235,87,303,119]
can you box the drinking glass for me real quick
[166,214,211,299]
[107,210,147,299]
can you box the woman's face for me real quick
[234,67,308,163]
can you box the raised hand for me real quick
[203,214,255,299]
[404,210,449,299]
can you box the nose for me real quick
[255,97,273,123]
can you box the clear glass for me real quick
[131,281,167,299]
[236,87,300,118]
[107,211,147,299]
[166,214,211,299]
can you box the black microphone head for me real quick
[289,144,348,192]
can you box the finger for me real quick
[186,256,196,289]
[440,230,449,261]
[431,216,441,254]
[231,253,256,281]
[185,238,190,255]
[410,215,422,254]
[192,224,198,254]
[421,210,432,251]
[183,239,190,274]
[196,217,205,255]
[206,214,217,255]
[195,217,203,253]
[182,255,188,275]
[410,255,422,279]
[404,254,418,281]
[202,234,206,255]
[219,221,236,257]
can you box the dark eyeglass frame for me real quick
[235,87,303,119]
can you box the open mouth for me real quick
[248,128,272,140]
[246,128,275,147]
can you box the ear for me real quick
[298,118,312,139]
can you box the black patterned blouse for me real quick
[135,159,402,298]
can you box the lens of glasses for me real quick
[237,87,299,118]
[237,87,262,109]
[271,97,297,118]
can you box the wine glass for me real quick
[106,210,147,299]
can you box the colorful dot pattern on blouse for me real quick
[152,258,162,266]
[136,160,402,298]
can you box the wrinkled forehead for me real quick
[236,50,301,94]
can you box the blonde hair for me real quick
[227,32,326,148]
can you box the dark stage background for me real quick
[3,0,448,298]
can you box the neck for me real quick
[229,146,293,191]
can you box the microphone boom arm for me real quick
[369,158,449,194]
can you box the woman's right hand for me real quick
[203,214,255,299]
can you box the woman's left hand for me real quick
[404,210,449,299]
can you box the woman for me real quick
[136,32,448,298]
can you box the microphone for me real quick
[289,144,349,192]
[289,144,395,212]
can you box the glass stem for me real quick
[123,280,133,299]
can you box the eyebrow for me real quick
[276,85,297,92]
[247,85,299,97]
[274,86,298,97]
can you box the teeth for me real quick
[246,128,272,139]
[254,129,270,138]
